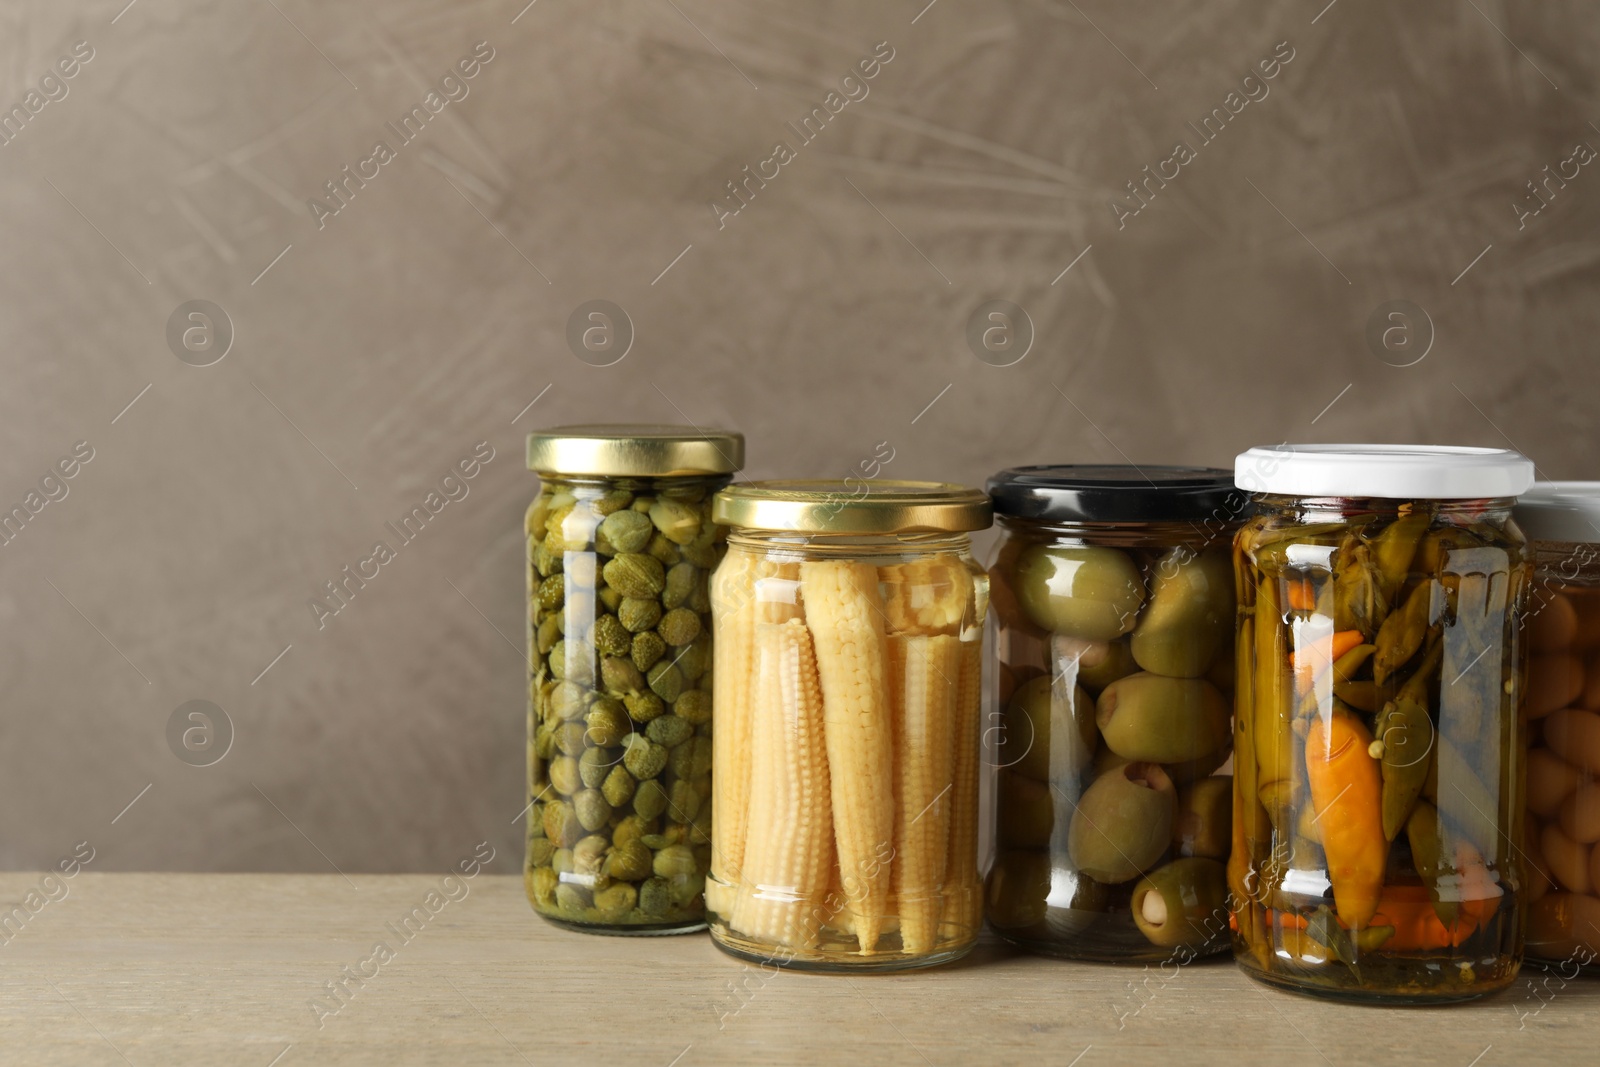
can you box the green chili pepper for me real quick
[1373,580,1435,684]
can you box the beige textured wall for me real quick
[2,0,1595,873]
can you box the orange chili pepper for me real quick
[1305,708,1385,928]
[1290,628,1365,682]
[1286,579,1316,612]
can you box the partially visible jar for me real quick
[984,466,1246,962]
[1232,444,1534,1003]
[705,480,991,971]
[1515,482,1600,972]
[524,424,743,934]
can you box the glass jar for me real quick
[1232,444,1534,1003]
[704,480,992,971]
[524,424,743,934]
[1515,482,1600,973]
[984,466,1246,961]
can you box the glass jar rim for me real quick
[1235,443,1533,500]
[713,479,992,534]
[987,464,1244,524]
[1517,481,1600,544]
[526,424,743,477]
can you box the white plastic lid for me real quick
[1516,482,1600,544]
[1234,444,1534,500]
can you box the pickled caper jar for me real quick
[524,424,743,934]
[1232,444,1534,1003]
[1514,483,1600,974]
[705,480,991,972]
[985,466,1246,962]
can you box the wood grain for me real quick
[1,873,1595,1066]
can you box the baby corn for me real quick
[802,559,896,952]
[942,638,983,934]
[889,633,960,954]
[731,620,834,947]
[883,554,973,636]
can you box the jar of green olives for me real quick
[524,425,743,934]
[1232,445,1533,1003]
[985,466,1246,962]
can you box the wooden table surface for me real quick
[2,873,1595,1066]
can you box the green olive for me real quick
[1002,675,1096,781]
[1130,857,1229,950]
[1095,673,1231,763]
[1013,544,1146,641]
[1073,636,1139,692]
[985,848,1051,929]
[1067,761,1174,883]
[985,849,1110,934]
[1172,776,1232,860]
[1130,547,1234,678]
[998,771,1056,848]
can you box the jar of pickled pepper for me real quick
[1514,482,1600,972]
[704,480,991,971]
[1232,444,1534,1002]
[984,466,1246,961]
[524,425,743,934]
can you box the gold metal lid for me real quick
[526,424,744,477]
[713,480,993,534]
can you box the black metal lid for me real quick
[986,465,1247,524]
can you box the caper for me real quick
[549,756,580,796]
[647,715,693,748]
[530,866,559,906]
[602,764,636,807]
[593,489,634,516]
[662,563,697,608]
[639,876,672,916]
[603,553,665,598]
[533,538,562,577]
[533,724,556,761]
[574,789,612,831]
[668,735,695,780]
[631,631,666,672]
[601,656,643,695]
[623,734,668,780]
[658,607,701,647]
[675,689,711,726]
[593,883,637,920]
[654,844,699,878]
[528,837,556,868]
[551,847,574,874]
[646,532,681,566]
[650,499,702,545]
[625,690,665,723]
[669,778,702,821]
[554,721,588,757]
[690,739,712,779]
[634,779,669,820]
[688,578,712,614]
[648,661,685,703]
[549,680,589,720]
[585,699,630,746]
[619,597,663,633]
[536,616,560,655]
[599,510,653,554]
[578,748,614,789]
[591,614,631,657]
[543,800,584,847]
[554,883,592,913]
[538,574,565,612]
[675,635,711,681]
[605,839,653,881]
[573,833,609,876]
[612,814,649,848]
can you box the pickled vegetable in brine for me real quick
[1232,501,1531,1002]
